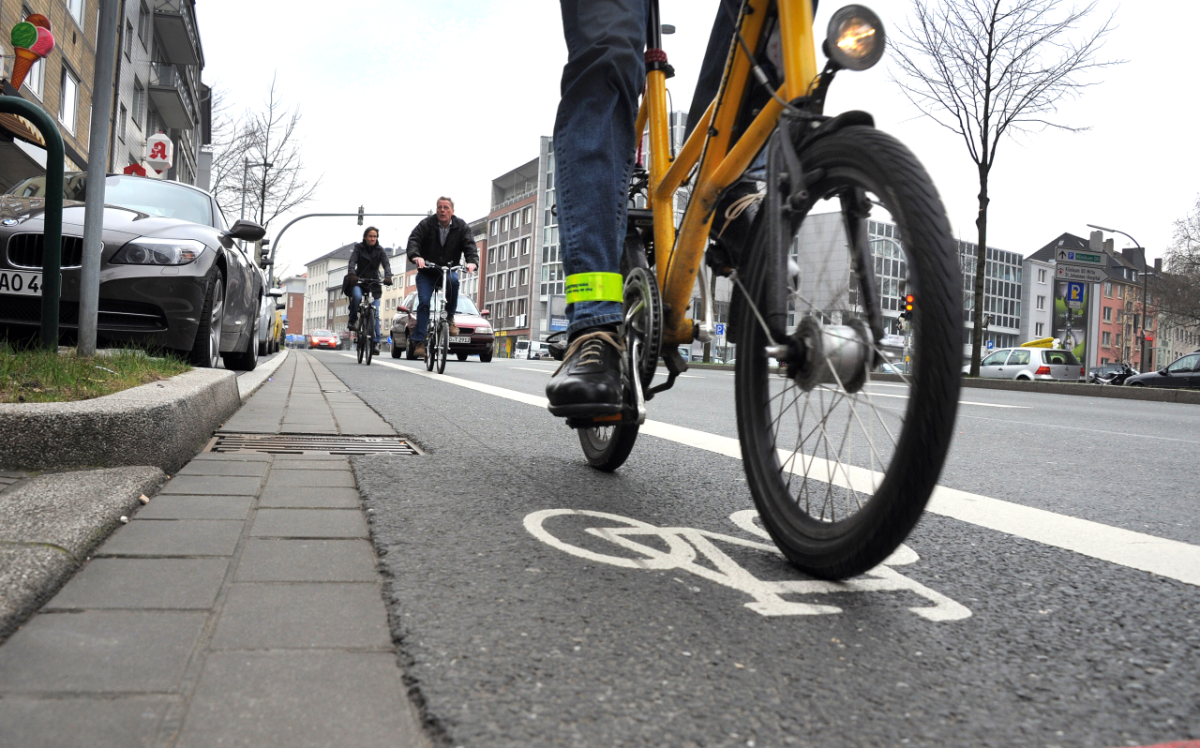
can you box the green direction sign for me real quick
[1057,249,1103,267]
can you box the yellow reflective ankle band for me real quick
[565,272,624,304]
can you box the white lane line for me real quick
[515,367,558,373]
[354,354,1200,587]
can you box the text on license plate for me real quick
[0,270,41,296]
[448,336,471,344]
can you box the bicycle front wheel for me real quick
[577,423,640,472]
[435,320,448,374]
[364,308,374,366]
[734,126,962,580]
[356,318,365,364]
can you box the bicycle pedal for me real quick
[566,408,638,429]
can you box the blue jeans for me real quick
[555,0,647,335]
[347,285,381,344]
[413,269,459,343]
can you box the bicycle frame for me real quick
[638,0,820,346]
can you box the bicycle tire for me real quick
[577,423,640,472]
[364,306,374,366]
[435,320,448,374]
[424,324,436,371]
[356,314,365,364]
[734,126,961,580]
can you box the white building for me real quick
[303,244,353,333]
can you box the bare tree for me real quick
[240,75,321,232]
[891,0,1120,374]
[1158,195,1200,329]
[206,87,252,221]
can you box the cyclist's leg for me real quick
[413,272,434,343]
[547,0,646,417]
[370,287,382,344]
[445,271,460,331]
[347,285,363,332]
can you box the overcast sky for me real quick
[196,0,1197,277]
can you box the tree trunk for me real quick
[970,165,990,376]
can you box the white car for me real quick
[964,347,1084,381]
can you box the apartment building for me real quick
[0,0,102,189]
[110,0,208,185]
[279,274,305,335]
[482,156,540,358]
[303,244,353,333]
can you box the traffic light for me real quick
[357,205,364,226]
[901,293,915,320]
[254,239,272,268]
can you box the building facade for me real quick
[0,0,102,189]
[303,244,352,333]
[280,274,305,335]
[110,0,208,185]
[482,156,541,358]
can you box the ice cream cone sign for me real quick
[8,14,54,91]
[146,132,173,174]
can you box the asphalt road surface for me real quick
[311,350,1199,748]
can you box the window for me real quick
[1035,322,1044,337]
[1007,350,1030,365]
[506,300,515,317]
[1102,331,1112,347]
[523,206,533,225]
[510,242,518,259]
[124,20,134,58]
[498,273,505,290]
[518,298,526,316]
[508,271,516,287]
[1146,316,1154,331]
[486,275,495,292]
[1103,282,1112,298]
[118,103,127,142]
[490,219,498,236]
[519,268,528,286]
[521,238,530,255]
[500,216,509,232]
[1117,285,1123,299]
[489,247,496,265]
[132,78,145,128]
[1036,295,1045,311]
[511,211,520,229]
[1037,268,1046,284]
[137,1,150,45]
[59,67,80,133]
[1103,306,1112,322]
[67,0,85,25]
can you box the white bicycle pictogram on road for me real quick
[525,509,971,621]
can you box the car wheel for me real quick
[480,350,493,363]
[391,344,401,358]
[189,269,225,368]
[405,339,416,360]
[457,352,468,361]
[223,309,260,371]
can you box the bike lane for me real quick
[323,352,1200,748]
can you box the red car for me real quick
[306,329,339,350]
[390,293,494,361]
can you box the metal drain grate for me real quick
[207,433,421,456]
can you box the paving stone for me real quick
[135,495,253,520]
[272,458,350,471]
[98,520,243,557]
[176,651,423,748]
[175,460,270,478]
[157,475,262,497]
[0,611,206,693]
[258,486,360,509]
[266,470,356,488]
[0,695,176,748]
[45,558,229,610]
[210,583,391,649]
[235,540,379,583]
[187,452,272,463]
[250,509,367,539]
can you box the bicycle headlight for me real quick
[111,238,206,266]
[825,5,886,71]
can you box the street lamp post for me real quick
[1087,224,1152,371]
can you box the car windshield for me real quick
[311,330,333,337]
[1041,350,1080,366]
[7,173,213,226]
[456,295,480,315]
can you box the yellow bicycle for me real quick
[572,0,963,580]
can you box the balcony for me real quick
[153,0,203,66]
[148,62,196,130]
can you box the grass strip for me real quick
[0,344,191,404]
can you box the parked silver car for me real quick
[964,347,1084,381]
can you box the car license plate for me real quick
[448,336,471,344]
[0,270,41,296]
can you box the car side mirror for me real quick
[1159,368,1168,375]
[267,288,284,298]
[398,305,410,313]
[224,219,266,243]
[481,309,491,317]
[275,303,286,310]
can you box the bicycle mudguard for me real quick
[797,110,875,150]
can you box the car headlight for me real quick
[476,323,492,333]
[111,238,206,266]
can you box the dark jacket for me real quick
[342,241,393,295]
[406,215,479,271]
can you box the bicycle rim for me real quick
[734,126,962,580]
[365,309,374,365]
[436,322,448,374]
[577,423,640,472]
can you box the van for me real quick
[515,340,550,360]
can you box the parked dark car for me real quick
[0,173,266,369]
[390,291,494,361]
[1125,351,1200,389]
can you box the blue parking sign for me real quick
[714,323,726,336]
[986,340,994,352]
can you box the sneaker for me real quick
[414,342,426,359]
[448,321,459,336]
[371,344,381,356]
[545,328,625,418]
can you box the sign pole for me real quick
[77,0,120,356]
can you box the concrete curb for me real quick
[0,466,166,641]
[237,349,290,402]
[0,367,241,474]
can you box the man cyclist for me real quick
[543,2,808,418]
[406,197,479,360]
[344,226,394,357]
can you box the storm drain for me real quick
[206,433,421,456]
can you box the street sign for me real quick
[1066,282,1084,310]
[1056,265,1106,283]
[1057,249,1103,267]
[714,322,726,336]
[986,340,994,352]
